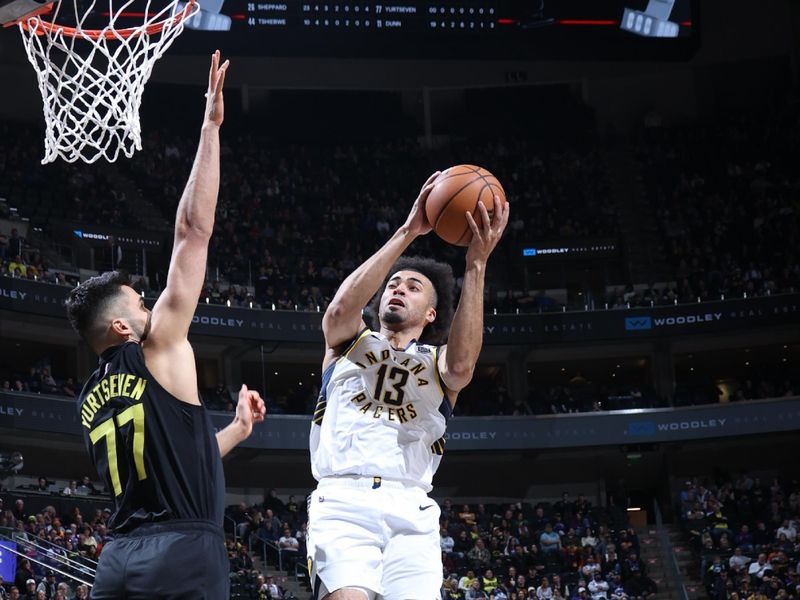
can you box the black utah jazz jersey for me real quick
[78,341,225,533]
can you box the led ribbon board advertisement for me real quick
[0,542,17,583]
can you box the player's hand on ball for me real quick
[465,195,510,266]
[205,49,229,128]
[403,171,441,237]
[236,383,266,439]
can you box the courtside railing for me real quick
[0,530,94,589]
[653,499,690,600]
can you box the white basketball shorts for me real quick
[307,477,442,600]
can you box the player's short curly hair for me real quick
[65,270,131,344]
[367,256,455,346]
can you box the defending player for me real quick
[65,51,265,599]
[308,173,510,599]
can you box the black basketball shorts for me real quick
[90,520,229,599]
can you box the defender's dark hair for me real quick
[367,256,455,345]
[65,271,131,343]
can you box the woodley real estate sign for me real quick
[0,277,798,344]
[0,392,798,451]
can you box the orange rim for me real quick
[19,0,196,39]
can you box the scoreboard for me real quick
[245,3,513,31]
[174,0,698,59]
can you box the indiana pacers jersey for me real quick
[309,328,452,492]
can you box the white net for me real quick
[18,0,199,164]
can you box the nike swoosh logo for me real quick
[419,505,435,511]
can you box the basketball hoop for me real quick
[13,0,199,163]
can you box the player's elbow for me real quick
[448,361,474,380]
[175,216,214,241]
[323,300,357,326]
[324,301,345,322]
[322,303,363,349]
[192,223,215,239]
[322,303,347,336]
[444,362,474,391]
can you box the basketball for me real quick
[425,165,507,246]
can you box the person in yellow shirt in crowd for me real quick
[482,569,498,594]
[443,576,465,600]
[459,570,477,595]
[8,255,26,277]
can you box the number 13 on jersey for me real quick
[89,403,147,496]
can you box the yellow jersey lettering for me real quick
[365,352,379,365]
[396,408,408,423]
[122,374,135,397]
[417,378,429,387]
[399,358,410,367]
[130,378,147,401]
[116,403,147,482]
[372,405,382,419]
[89,403,147,495]
[359,402,373,414]
[86,393,100,412]
[81,375,149,428]
[387,408,396,421]
[410,363,425,375]
[89,418,121,495]
[80,406,94,429]
[351,392,368,404]
[407,403,417,419]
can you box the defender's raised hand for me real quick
[205,50,229,128]
[235,383,266,439]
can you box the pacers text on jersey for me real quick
[350,392,419,423]
[80,374,148,429]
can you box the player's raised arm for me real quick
[147,50,228,348]
[321,171,441,351]
[438,195,509,397]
